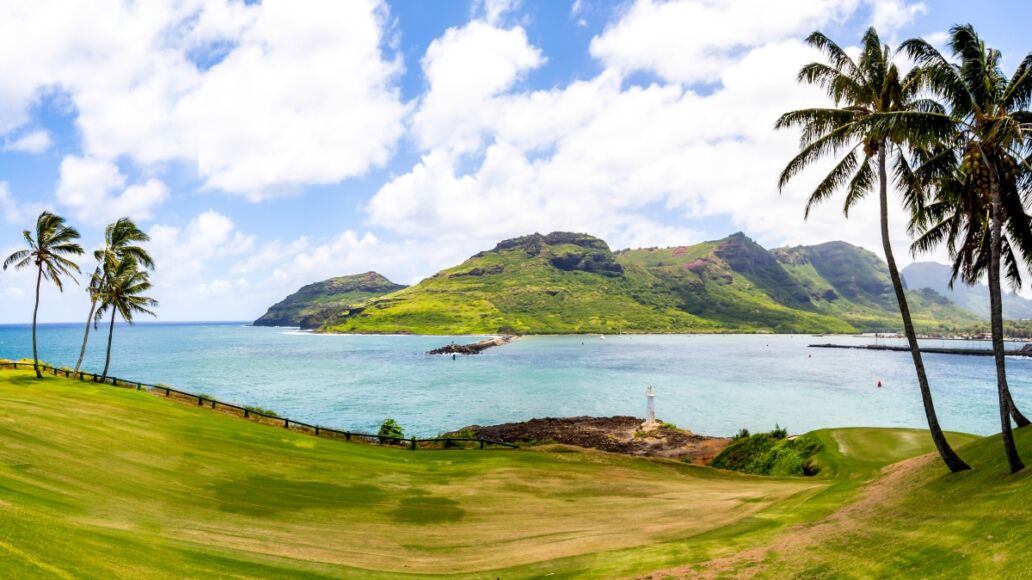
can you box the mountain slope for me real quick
[902,261,1032,320]
[253,272,405,327]
[321,233,716,334]
[772,242,980,331]
[319,232,979,335]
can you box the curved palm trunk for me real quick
[988,177,1025,473]
[878,147,969,472]
[101,308,115,380]
[74,299,97,373]
[1006,391,1030,427]
[31,264,43,379]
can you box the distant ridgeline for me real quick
[902,261,1032,321]
[255,231,986,335]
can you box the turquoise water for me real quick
[0,323,1028,437]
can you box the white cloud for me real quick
[473,0,521,25]
[368,0,941,274]
[589,0,858,84]
[0,0,405,199]
[55,156,169,225]
[0,182,47,225]
[413,20,544,153]
[2,130,51,153]
[867,0,926,37]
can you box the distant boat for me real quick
[599,334,606,340]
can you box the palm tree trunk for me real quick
[1006,390,1030,427]
[878,146,969,472]
[102,308,115,380]
[74,299,97,373]
[988,176,1024,473]
[32,263,43,379]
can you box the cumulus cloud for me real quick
[2,130,52,154]
[589,0,857,84]
[868,0,926,37]
[0,0,405,199]
[0,183,48,225]
[367,0,940,272]
[55,156,169,225]
[413,20,544,153]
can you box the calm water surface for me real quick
[0,323,1027,437]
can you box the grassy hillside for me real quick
[253,272,405,328]
[323,233,716,334]
[660,427,1032,578]
[1,368,1018,578]
[322,232,978,335]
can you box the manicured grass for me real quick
[694,426,1032,578]
[0,368,1014,578]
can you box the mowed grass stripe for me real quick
[0,368,988,577]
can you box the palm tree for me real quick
[95,258,157,380]
[898,24,1032,472]
[74,218,153,373]
[776,27,970,472]
[2,211,84,378]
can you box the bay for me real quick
[0,322,1027,437]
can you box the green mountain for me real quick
[314,232,979,335]
[902,261,1032,320]
[253,272,406,328]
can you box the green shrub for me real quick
[243,405,279,418]
[712,427,822,476]
[378,418,405,443]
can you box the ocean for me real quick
[0,322,1027,437]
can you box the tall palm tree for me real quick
[776,28,970,472]
[2,211,84,378]
[74,218,153,373]
[899,24,1032,472]
[96,258,157,380]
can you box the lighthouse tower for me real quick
[642,385,659,430]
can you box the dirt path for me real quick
[633,452,937,579]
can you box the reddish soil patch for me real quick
[453,416,730,463]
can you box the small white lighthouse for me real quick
[642,385,658,430]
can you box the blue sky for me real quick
[1,0,1031,323]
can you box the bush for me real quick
[712,427,823,476]
[243,405,279,418]
[378,418,405,443]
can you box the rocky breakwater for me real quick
[427,336,515,355]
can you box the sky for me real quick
[1,0,1031,323]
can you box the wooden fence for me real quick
[0,361,517,451]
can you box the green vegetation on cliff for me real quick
[253,271,405,328]
[318,232,979,335]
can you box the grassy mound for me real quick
[711,427,824,476]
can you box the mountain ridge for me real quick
[274,231,981,335]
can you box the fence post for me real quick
[410,437,416,450]
[480,440,485,449]
[345,431,351,441]
[165,387,170,397]
[197,396,203,406]
[284,419,289,429]
[244,408,249,418]
[315,426,320,436]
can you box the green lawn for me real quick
[0,368,1024,578]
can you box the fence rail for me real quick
[0,361,517,450]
